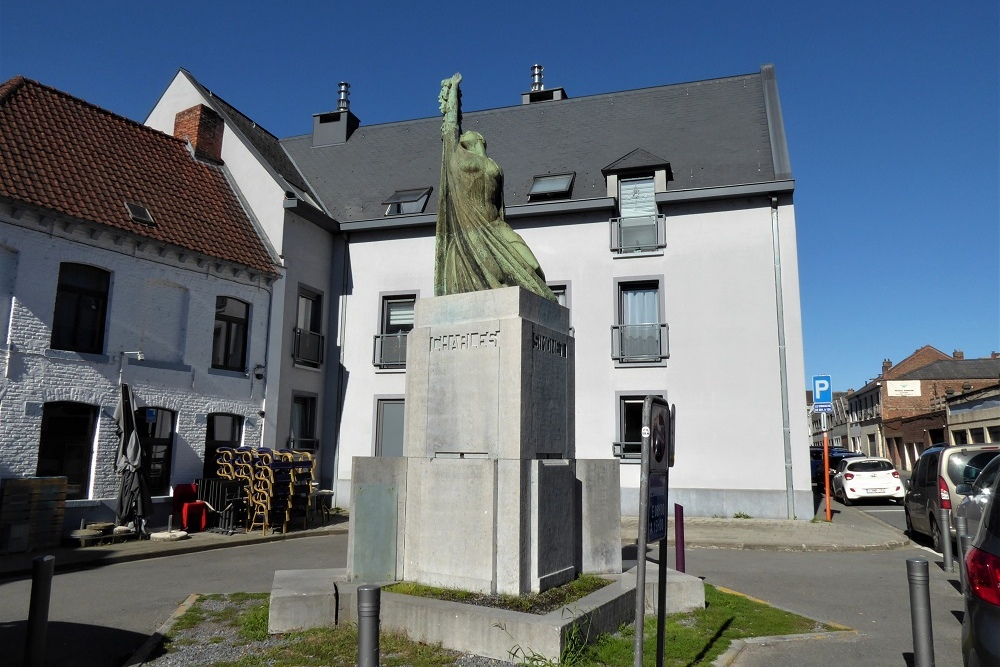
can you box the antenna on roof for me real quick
[337,82,351,112]
[531,64,544,92]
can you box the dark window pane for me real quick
[51,264,109,353]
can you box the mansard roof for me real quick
[0,76,277,275]
[281,65,792,224]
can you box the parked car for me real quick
[809,446,863,484]
[956,455,1000,540]
[962,464,1000,666]
[904,443,1000,551]
[830,457,904,505]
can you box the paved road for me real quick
[0,523,961,667]
[0,533,348,667]
[666,543,963,667]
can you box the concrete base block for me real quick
[625,566,706,615]
[269,568,704,661]
[268,568,351,634]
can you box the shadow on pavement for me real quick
[0,619,148,667]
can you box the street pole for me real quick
[822,412,831,522]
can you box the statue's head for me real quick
[460,131,487,157]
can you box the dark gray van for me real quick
[904,443,1000,551]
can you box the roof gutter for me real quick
[283,196,340,234]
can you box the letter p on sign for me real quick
[812,375,832,404]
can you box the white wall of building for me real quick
[333,195,811,518]
[0,206,270,502]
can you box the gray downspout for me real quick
[771,196,795,519]
[328,233,350,506]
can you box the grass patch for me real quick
[581,585,837,667]
[385,575,611,614]
[159,585,841,667]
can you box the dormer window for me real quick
[383,188,432,216]
[528,172,574,201]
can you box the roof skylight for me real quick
[125,202,155,226]
[383,187,432,216]
[528,173,574,200]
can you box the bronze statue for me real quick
[434,73,556,301]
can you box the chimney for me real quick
[992,351,1000,359]
[882,359,892,374]
[174,105,224,164]
[953,349,965,359]
[312,81,360,147]
[521,64,568,105]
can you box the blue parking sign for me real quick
[812,375,832,413]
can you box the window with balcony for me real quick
[290,395,318,452]
[613,392,664,459]
[51,263,110,354]
[610,176,665,254]
[612,279,668,364]
[374,294,415,369]
[212,296,249,371]
[293,288,324,367]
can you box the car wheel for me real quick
[930,517,942,553]
[904,507,913,535]
[840,488,851,506]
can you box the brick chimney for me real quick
[174,104,224,164]
[953,349,965,359]
[882,359,892,374]
[992,351,1000,359]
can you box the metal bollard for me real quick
[357,585,381,667]
[955,515,967,546]
[937,507,953,572]
[674,503,686,573]
[24,555,55,667]
[906,558,935,667]
[959,534,974,591]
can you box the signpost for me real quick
[812,375,833,521]
[634,395,675,667]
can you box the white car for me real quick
[831,457,904,505]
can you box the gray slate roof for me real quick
[281,67,788,224]
[898,359,1000,381]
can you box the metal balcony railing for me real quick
[609,214,667,254]
[292,328,324,366]
[611,323,669,363]
[373,332,409,369]
[613,441,641,459]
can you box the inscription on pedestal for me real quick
[429,330,500,352]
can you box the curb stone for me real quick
[124,593,199,666]
[713,630,860,666]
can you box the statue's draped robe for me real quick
[434,125,555,301]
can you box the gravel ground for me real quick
[140,595,519,667]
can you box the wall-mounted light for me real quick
[118,350,144,384]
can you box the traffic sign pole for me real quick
[822,411,831,522]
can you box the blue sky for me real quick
[2,1,997,392]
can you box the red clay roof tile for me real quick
[0,76,277,275]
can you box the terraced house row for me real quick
[0,64,811,530]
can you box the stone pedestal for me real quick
[348,287,620,595]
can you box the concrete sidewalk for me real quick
[0,499,905,580]
[622,500,908,552]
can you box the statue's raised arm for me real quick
[433,74,557,302]
[439,73,462,138]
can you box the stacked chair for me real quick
[210,446,314,535]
